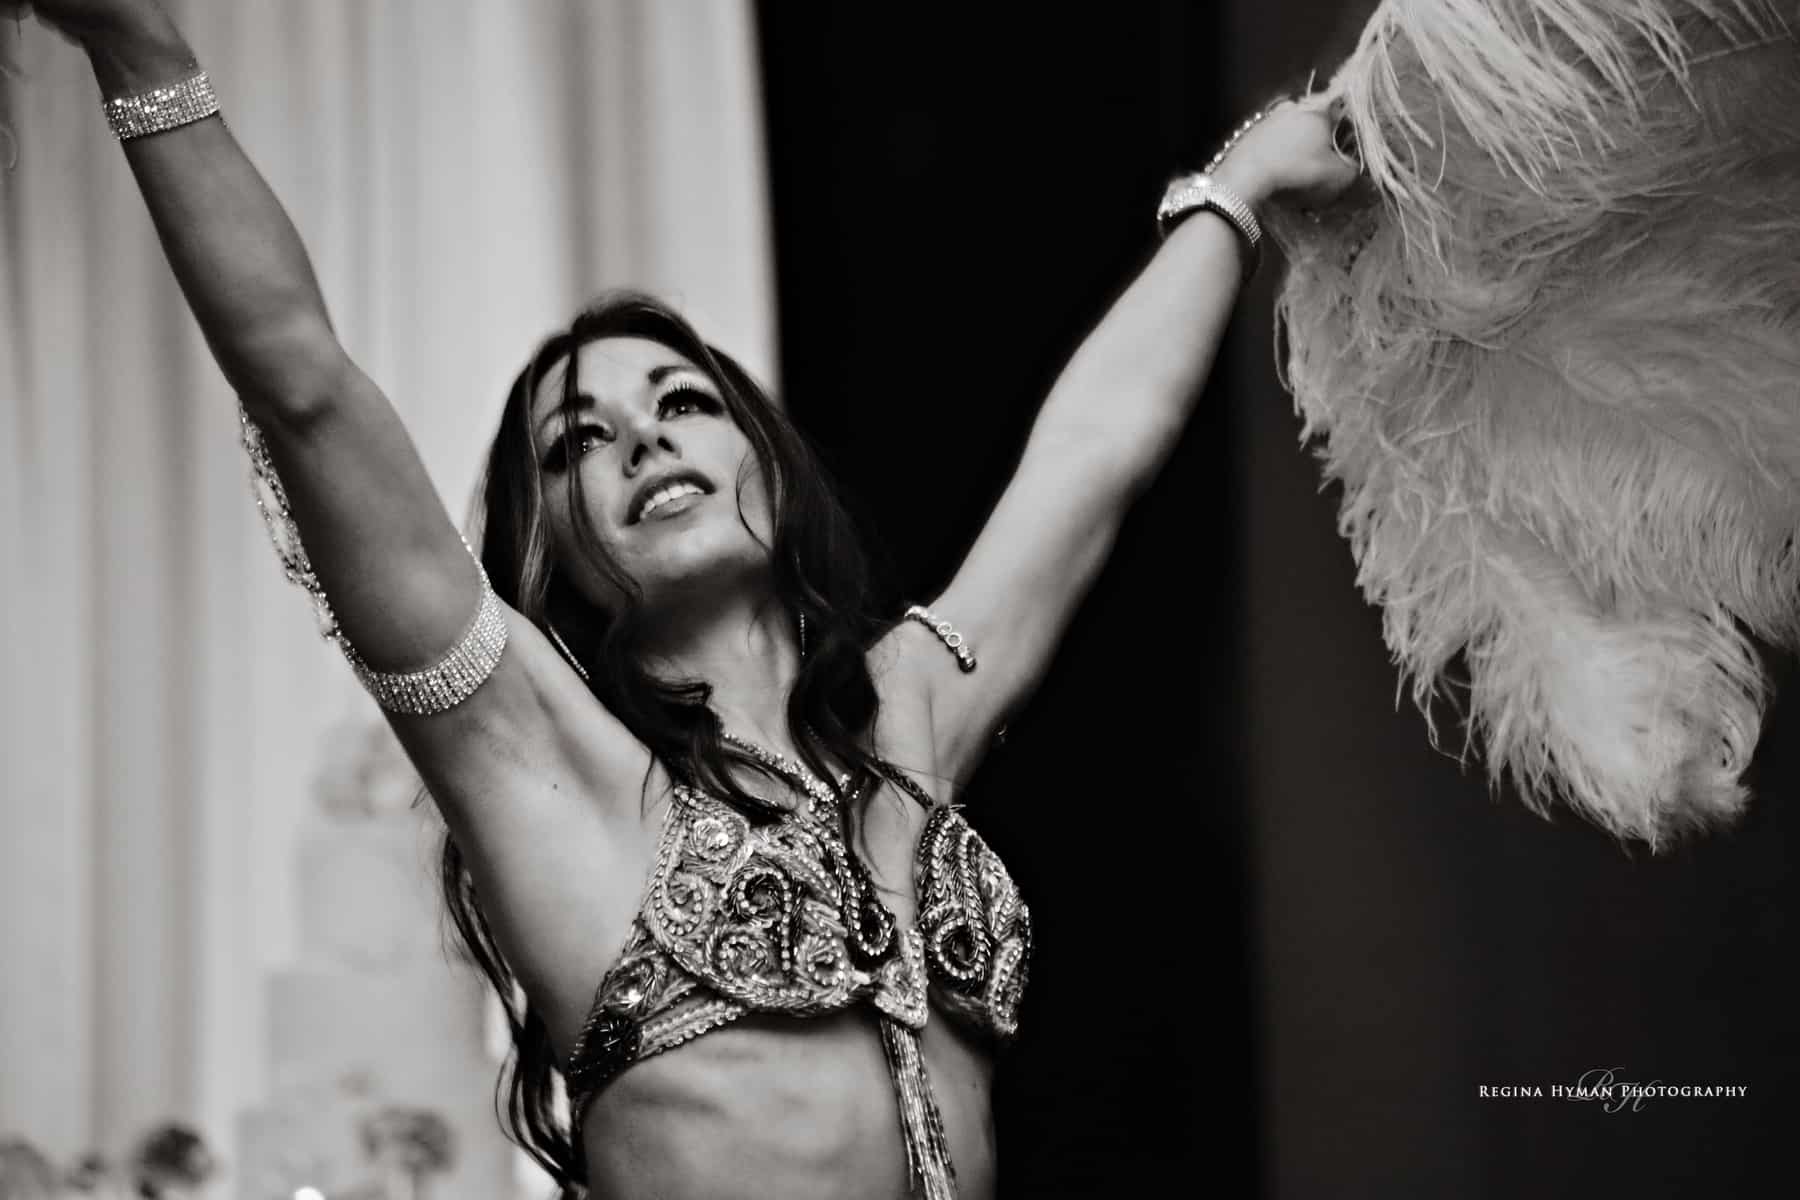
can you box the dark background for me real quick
[755,3,1800,1198]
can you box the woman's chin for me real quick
[634,541,773,605]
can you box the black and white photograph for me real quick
[3,1,1798,1197]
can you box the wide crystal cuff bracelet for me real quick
[1155,173,1264,278]
[239,403,508,717]
[103,70,220,141]
[341,576,509,716]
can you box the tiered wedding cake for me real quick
[235,719,519,1200]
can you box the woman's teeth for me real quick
[639,482,704,520]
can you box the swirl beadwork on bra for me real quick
[564,767,1032,1115]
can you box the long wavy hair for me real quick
[438,292,895,1193]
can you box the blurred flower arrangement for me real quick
[131,1126,216,1199]
[0,1138,58,1200]
[3,1105,455,1200]
[0,1123,216,1200]
[359,1107,455,1200]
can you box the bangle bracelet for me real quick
[103,69,220,141]
[341,568,510,716]
[904,604,977,673]
[1156,174,1263,243]
[1155,174,1263,279]
[1155,100,1281,276]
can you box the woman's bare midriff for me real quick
[581,1006,996,1200]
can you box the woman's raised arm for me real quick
[896,97,1359,783]
[64,0,482,668]
[35,0,651,1023]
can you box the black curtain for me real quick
[757,6,1250,1197]
[1228,2,1800,1196]
[755,3,1800,1198]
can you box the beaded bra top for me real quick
[564,761,1032,1119]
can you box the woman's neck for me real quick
[639,586,802,753]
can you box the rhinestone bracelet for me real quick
[239,403,508,716]
[1205,102,1280,175]
[1156,174,1263,248]
[103,70,220,142]
[341,576,510,716]
[904,605,977,674]
[1155,101,1282,274]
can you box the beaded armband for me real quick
[238,404,508,715]
[340,578,508,715]
[103,70,220,142]
[903,604,977,673]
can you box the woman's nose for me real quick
[624,424,680,471]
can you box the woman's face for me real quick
[529,336,774,613]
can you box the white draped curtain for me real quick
[0,0,774,1174]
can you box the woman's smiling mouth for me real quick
[631,477,710,523]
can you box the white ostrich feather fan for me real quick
[1264,0,1800,847]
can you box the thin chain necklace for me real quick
[720,728,846,812]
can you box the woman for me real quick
[21,0,1358,1196]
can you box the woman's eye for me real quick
[542,425,610,472]
[657,384,718,419]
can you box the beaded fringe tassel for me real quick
[879,1016,958,1200]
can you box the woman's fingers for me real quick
[1328,98,1358,165]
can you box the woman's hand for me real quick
[1209,94,1361,210]
[14,0,187,96]
[5,0,161,47]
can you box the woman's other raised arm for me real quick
[897,97,1359,784]
[38,0,651,1026]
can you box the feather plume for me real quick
[1265,0,1800,846]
